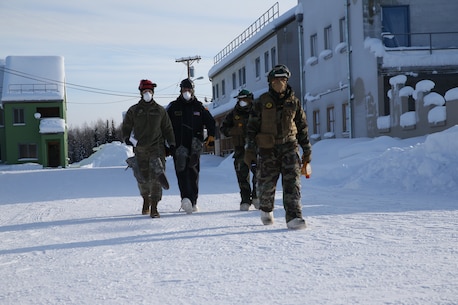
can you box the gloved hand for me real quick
[205,135,215,148]
[124,138,133,146]
[244,149,257,166]
[165,145,176,157]
[301,149,312,164]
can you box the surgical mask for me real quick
[238,101,248,107]
[142,92,153,102]
[182,91,192,101]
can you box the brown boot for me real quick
[150,201,160,218]
[141,195,150,215]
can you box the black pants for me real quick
[174,156,200,205]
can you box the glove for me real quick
[165,145,176,157]
[205,135,215,148]
[244,149,257,166]
[302,149,312,164]
[124,138,133,146]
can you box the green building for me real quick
[0,56,68,167]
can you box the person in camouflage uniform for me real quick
[220,89,258,211]
[244,65,312,230]
[122,79,176,218]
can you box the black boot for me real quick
[150,201,160,218]
[142,195,150,215]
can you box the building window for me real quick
[232,72,236,90]
[271,47,276,67]
[339,17,346,43]
[264,51,269,73]
[310,34,318,57]
[215,83,219,99]
[36,107,60,118]
[324,25,332,50]
[13,108,25,125]
[238,67,246,86]
[313,110,320,134]
[19,143,38,160]
[381,5,410,47]
[327,106,335,132]
[221,79,226,96]
[342,103,349,132]
[255,57,261,78]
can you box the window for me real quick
[13,108,25,124]
[255,57,261,78]
[342,103,350,133]
[313,110,320,134]
[339,17,346,43]
[324,25,332,50]
[327,106,335,132]
[381,5,410,47]
[19,143,38,160]
[264,51,270,73]
[238,67,246,86]
[271,47,276,67]
[232,72,237,90]
[310,34,318,57]
[221,80,226,97]
[215,83,219,99]
[36,107,60,118]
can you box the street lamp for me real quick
[192,76,204,81]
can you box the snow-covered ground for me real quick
[1,127,457,305]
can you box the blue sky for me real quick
[0,0,296,127]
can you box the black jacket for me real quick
[166,96,216,150]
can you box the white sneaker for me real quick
[240,203,250,211]
[252,198,260,210]
[181,198,193,214]
[260,211,274,225]
[287,218,306,230]
[192,205,199,212]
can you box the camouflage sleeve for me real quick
[294,99,311,152]
[161,108,176,147]
[220,111,234,137]
[121,106,134,140]
[245,99,261,150]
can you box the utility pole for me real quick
[175,55,201,78]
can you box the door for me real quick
[47,141,60,167]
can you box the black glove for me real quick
[124,138,133,146]
[169,145,176,157]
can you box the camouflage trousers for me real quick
[233,149,257,204]
[257,141,302,222]
[133,146,165,202]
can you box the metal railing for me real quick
[382,31,458,54]
[8,83,59,94]
[214,2,279,64]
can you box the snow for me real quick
[445,87,458,102]
[39,118,66,134]
[1,56,65,102]
[1,127,457,305]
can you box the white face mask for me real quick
[238,101,248,107]
[182,91,192,101]
[142,92,153,102]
